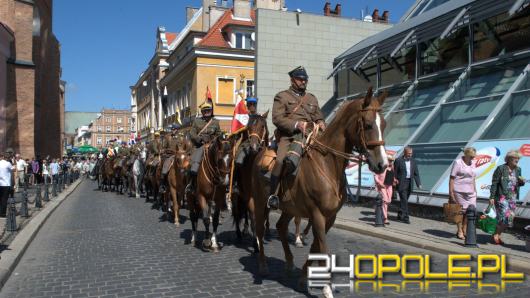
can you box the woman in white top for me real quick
[42,160,50,185]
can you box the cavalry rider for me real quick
[106,140,116,159]
[267,66,326,210]
[186,101,221,194]
[118,141,130,158]
[147,130,162,170]
[159,124,181,194]
[232,97,259,195]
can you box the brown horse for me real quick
[102,158,115,192]
[186,134,233,252]
[166,136,193,227]
[251,88,388,286]
[232,112,269,251]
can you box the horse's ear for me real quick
[363,86,373,108]
[378,90,388,106]
[261,110,270,119]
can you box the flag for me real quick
[206,86,212,101]
[231,89,248,133]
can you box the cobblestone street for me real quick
[1,180,529,297]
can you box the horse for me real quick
[186,134,234,252]
[144,156,161,206]
[133,147,147,198]
[166,135,192,227]
[113,157,128,194]
[251,88,388,290]
[232,112,269,252]
[102,157,115,192]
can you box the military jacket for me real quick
[118,147,130,157]
[272,87,324,138]
[149,139,161,156]
[190,117,221,147]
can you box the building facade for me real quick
[254,5,392,128]
[0,0,64,158]
[332,0,530,216]
[64,111,99,150]
[87,109,133,149]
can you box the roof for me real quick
[166,32,177,45]
[335,0,475,62]
[64,112,100,134]
[199,9,255,48]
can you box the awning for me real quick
[440,7,469,39]
[353,46,377,71]
[327,59,345,80]
[390,30,416,58]
[509,0,530,17]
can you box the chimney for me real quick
[254,0,283,10]
[324,2,331,16]
[202,0,217,32]
[372,9,380,22]
[335,4,342,16]
[234,0,251,19]
[382,10,389,23]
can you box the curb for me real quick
[0,179,83,289]
[332,217,530,275]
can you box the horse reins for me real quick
[201,140,231,185]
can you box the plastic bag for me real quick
[484,205,497,219]
[478,216,497,234]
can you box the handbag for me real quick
[443,200,463,224]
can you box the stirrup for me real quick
[267,195,279,210]
[185,183,194,194]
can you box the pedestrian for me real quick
[42,159,50,185]
[374,155,397,225]
[0,152,14,217]
[31,158,40,185]
[14,153,27,192]
[490,150,525,245]
[50,158,59,184]
[394,146,422,224]
[449,147,477,240]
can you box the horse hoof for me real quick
[295,241,304,248]
[202,239,212,248]
[174,222,180,228]
[211,246,220,253]
[322,284,334,298]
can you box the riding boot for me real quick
[266,175,280,210]
[185,171,197,195]
[159,174,167,194]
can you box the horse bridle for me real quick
[201,140,232,185]
[357,107,386,153]
[248,129,267,147]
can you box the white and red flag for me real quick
[231,89,248,133]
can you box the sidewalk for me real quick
[334,204,530,273]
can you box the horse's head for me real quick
[211,134,233,186]
[175,142,191,174]
[247,111,269,153]
[346,87,388,174]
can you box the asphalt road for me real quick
[1,180,528,297]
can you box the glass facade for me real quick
[333,1,530,198]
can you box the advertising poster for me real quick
[345,146,403,187]
[435,140,530,201]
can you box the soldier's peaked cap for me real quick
[288,66,308,80]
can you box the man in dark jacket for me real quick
[393,146,422,224]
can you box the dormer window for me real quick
[233,32,254,50]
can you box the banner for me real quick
[345,146,402,187]
[435,140,530,201]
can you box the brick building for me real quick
[0,0,64,158]
[87,109,133,149]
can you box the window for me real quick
[127,118,131,123]
[246,80,255,98]
[473,11,530,62]
[380,46,416,87]
[117,117,122,123]
[118,126,124,132]
[106,126,111,132]
[97,137,102,145]
[420,27,469,76]
[97,126,102,132]
[105,137,111,144]
[234,32,254,50]
[217,77,235,104]
[106,117,111,123]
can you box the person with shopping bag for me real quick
[448,147,477,240]
[490,150,525,245]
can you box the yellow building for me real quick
[160,1,258,132]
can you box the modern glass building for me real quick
[329,0,530,216]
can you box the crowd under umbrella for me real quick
[77,145,99,154]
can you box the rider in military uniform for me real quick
[159,124,181,193]
[147,131,162,169]
[267,66,326,210]
[185,101,221,194]
[118,141,130,158]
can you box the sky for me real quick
[54,0,416,112]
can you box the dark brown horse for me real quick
[102,157,115,192]
[251,88,388,289]
[166,136,193,227]
[232,112,269,251]
[186,134,233,252]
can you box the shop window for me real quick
[473,10,530,62]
